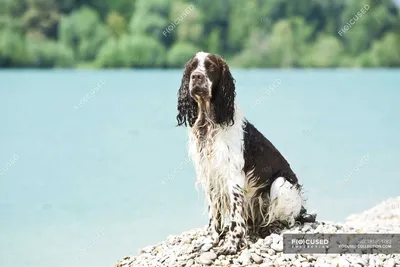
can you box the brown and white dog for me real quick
[176,52,316,254]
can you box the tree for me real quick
[107,11,127,38]
[365,32,400,67]
[21,0,60,40]
[166,42,200,67]
[304,34,344,67]
[96,35,165,68]
[129,0,171,43]
[25,38,74,67]
[59,7,108,62]
[267,18,313,67]
[0,29,27,67]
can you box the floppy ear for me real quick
[177,59,197,127]
[212,57,236,126]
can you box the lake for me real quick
[0,69,399,267]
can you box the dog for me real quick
[176,51,316,254]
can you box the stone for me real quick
[267,248,275,256]
[264,238,273,247]
[186,259,194,267]
[386,258,395,267]
[238,249,251,265]
[220,259,230,266]
[182,236,192,244]
[271,242,283,252]
[250,253,263,264]
[332,257,350,267]
[270,233,282,243]
[200,243,212,252]
[197,252,217,265]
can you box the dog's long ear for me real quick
[177,58,197,127]
[213,57,236,126]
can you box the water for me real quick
[0,69,399,267]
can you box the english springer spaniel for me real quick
[176,52,316,255]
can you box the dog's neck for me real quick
[192,100,217,149]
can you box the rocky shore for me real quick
[115,197,400,267]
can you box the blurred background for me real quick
[1,1,400,267]
[0,0,400,68]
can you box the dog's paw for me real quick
[217,242,238,255]
[206,227,221,246]
[216,236,247,255]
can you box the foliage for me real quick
[25,38,75,68]
[1,0,400,68]
[96,35,165,68]
[59,7,108,61]
[166,42,200,67]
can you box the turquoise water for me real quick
[0,69,399,267]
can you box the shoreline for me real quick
[115,197,400,267]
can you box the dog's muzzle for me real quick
[190,71,209,99]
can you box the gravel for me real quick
[114,197,400,267]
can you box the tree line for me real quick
[0,0,399,68]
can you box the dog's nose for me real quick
[191,71,205,82]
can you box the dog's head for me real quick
[176,52,236,127]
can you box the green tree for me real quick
[364,32,400,67]
[0,29,28,67]
[25,38,74,67]
[166,42,199,67]
[21,0,60,39]
[59,7,108,62]
[170,1,202,45]
[129,0,170,43]
[304,34,344,67]
[107,11,127,38]
[96,35,165,68]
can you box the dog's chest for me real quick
[189,126,245,181]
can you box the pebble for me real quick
[386,258,396,267]
[264,236,273,247]
[200,243,212,252]
[197,252,217,265]
[114,197,400,267]
[238,249,251,264]
[270,242,283,252]
[185,259,194,267]
[182,236,192,244]
[267,248,275,256]
[251,253,263,264]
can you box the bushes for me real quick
[0,29,27,67]
[1,0,400,68]
[166,42,199,67]
[96,35,166,68]
[25,38,74,68]
[59,7,108,62]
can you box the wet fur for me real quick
[176,52,316,254]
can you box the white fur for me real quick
[268,177,303,226]
[188,107,246,228]
[195,51,208,71]
[188,105,303,229]
[191,51,212,96]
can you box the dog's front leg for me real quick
[218,173,247,255]
[207,199,222,246]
